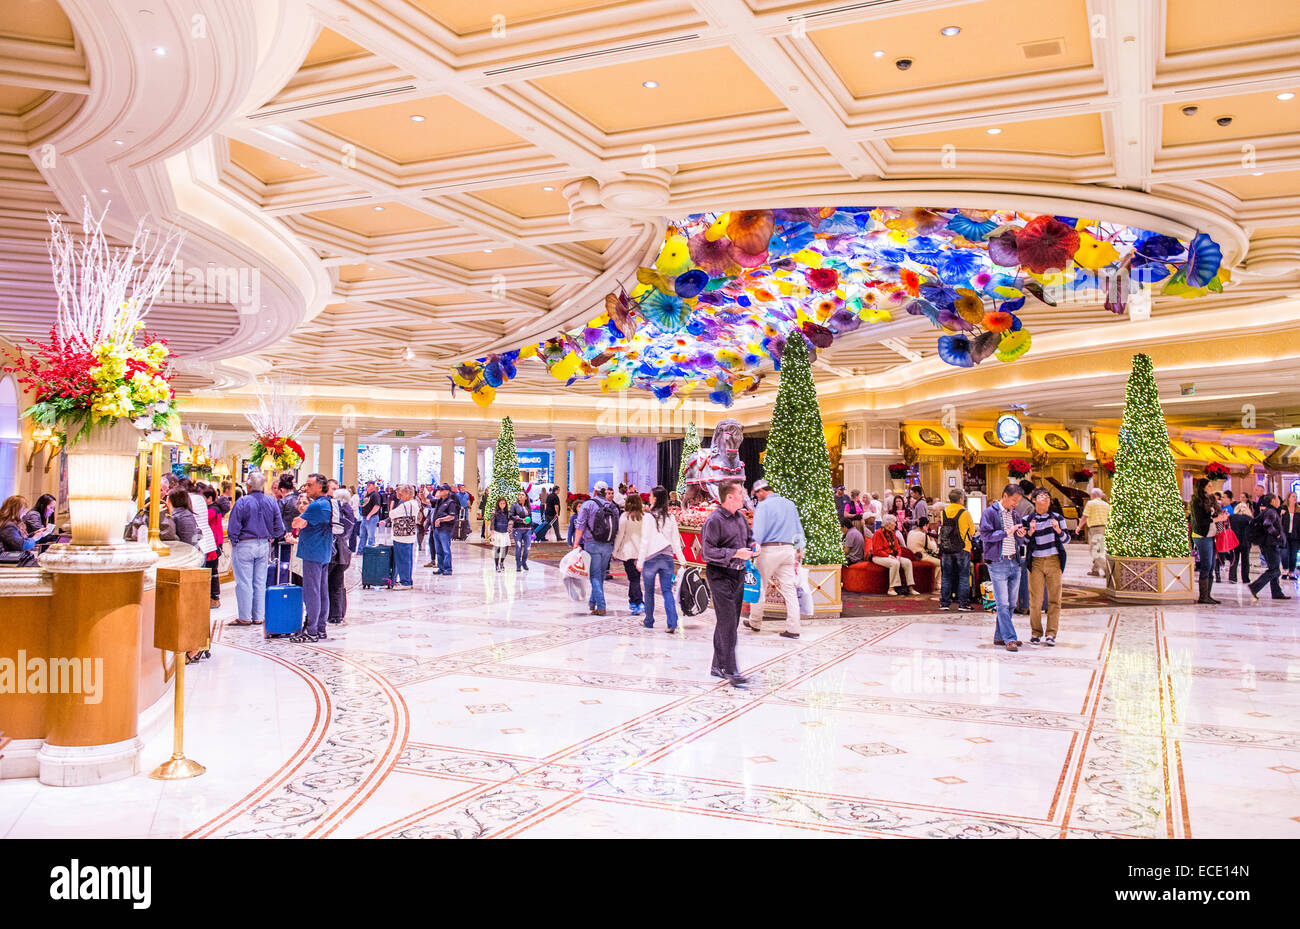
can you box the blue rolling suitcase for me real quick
[265,542,303,638]
[361,545,393,589]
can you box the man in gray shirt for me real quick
[842,516,866,564]
[701,480,756,687]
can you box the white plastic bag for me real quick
[795,566,815,616]
[559,548,590,602]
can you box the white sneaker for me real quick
[886,589,898,596]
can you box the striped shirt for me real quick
[1000,505,1016,557]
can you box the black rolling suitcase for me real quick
[361,545,393,589]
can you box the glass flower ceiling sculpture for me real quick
[450,207,1225,408]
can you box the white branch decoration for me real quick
[184,422,214,455]
[244,378,314,439]
[47,197,185,346]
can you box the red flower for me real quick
[287,439,305,459]
[1007,458,1032,477]
[806,268,839,292]
[1016,216,1080,274]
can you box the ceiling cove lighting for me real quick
[1094,391,1280,408]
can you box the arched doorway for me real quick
[0,376,18,499]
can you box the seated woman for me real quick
[164,488,200,547]
[906,516,941,566]
[0,495,36,553]
[22,493,56,537]
[871,514,918,596]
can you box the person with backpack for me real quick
[1248,494,1290,601]
[937,488,975,611]
[572,481,620,615]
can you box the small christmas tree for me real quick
[486,416,523,514]
[762,334,844,565]
[676,421,699,497]
[1106,353,1190,559]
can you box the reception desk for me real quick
[0,544,205,781]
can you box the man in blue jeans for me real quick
[572,481,619,615]
[291,474,333,642]
[978,483,1027,653]
[225,470,286,626]
[355,480,384,553]
[429,483,457,574]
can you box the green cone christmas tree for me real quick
[486,416,523,514]
[676,421,699,498]
[1106,353,1190,559]
[762,334,844,565]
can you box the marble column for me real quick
[574,435,590,496]
[389,444,400,486]
[553,437,569,521]
[404,445,416,484]
[439,436,455,487]
[342,429,359,487]
[463,435,479,493]
[310,440,320,475]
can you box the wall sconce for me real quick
[26,426,60,473]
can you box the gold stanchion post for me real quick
[149,652,205,780]
[148,441,170,556]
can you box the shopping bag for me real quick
[1214,526,1238,554]
[559,548,590,602]
[559,547,589,578]
[375,524,393,546]
[742,564,762,604]
[795,566,815,616]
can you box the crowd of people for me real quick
[2,465,1297,675]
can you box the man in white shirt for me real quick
[613,483,628,507]
[868,493,883,525]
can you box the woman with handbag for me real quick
[510,491,534,571]
[612,492,645,615]
[1190,478,1223,604]
[490,496,512,572]
[201,486,226,609]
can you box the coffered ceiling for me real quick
[1,0,1299,428]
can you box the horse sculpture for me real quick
[681,418,749,507]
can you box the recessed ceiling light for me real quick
[99,187,108,193]
[1181,105,1198,116]
[872,49,885,58]
[1252,172,1263,176]
[986,127,1003,135]
[410,114,426,122]
[278,155,288,160]
[484,249,493,253]
[373,205,385,211]
[542,185,555,192]
[113,139,124,145]
[152,46,165,55]
[940,26,961,36]
[642,80,659,89]
[1279,92,1296,101]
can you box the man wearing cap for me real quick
[573,481,619,615]
[744,479,806,639]
[429,483,458,575]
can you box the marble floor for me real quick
[2,543,1297,839]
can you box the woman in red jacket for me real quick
[871,514,918,596]
[202,485,226,609]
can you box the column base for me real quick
[38,737,142,786]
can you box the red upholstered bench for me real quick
[843,559,937,595]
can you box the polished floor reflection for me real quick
[2,543,1297,838]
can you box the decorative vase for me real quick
[1105,555,1196,602]
[890,477,905,493]
[761,563,843,617]
[64,418,143,546]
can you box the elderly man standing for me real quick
[290,474,333,642]
[225,471,285,627]
[744,479,806,639]
[702,481,756,687]
[1078,488,1111,577]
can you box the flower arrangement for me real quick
[3,199,183,444]
[244,378,313,475]
[1072,467,1094,482]
[249,435,306,471]
[566,492,590,506]
[1205,462,1230,480]
[887,462,909,479]
[1101,460,1116,475]
[5,326,176,444]
[1007,458,1032,478]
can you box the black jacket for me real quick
[490,508,511,533]
[1255,506,1284,548]
[1282,509,1300,542]
[429,495,459,531]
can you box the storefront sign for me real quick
[1274,427,1300,446]
[517,450,551,471]
[995,414,1022,446]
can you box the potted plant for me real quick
[887,461,908,492]
[1205,462,1229,488]
[1105,354,1195,602]
[244,378,313,485]
[3,201,182,546]
[1007,458,1032,479]
[1072,467,1093,484]
[1101,460,1116,476]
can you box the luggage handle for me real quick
[273,540,293,586]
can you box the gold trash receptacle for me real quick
[154,567,211,652]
